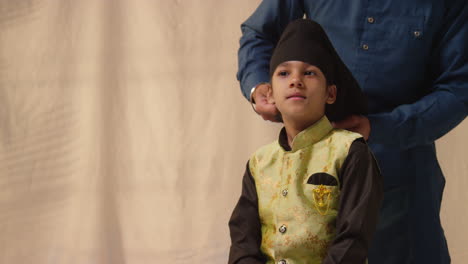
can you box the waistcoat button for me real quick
[279,225,287,233]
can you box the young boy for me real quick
[228,19,383,264]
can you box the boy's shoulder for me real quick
[327,129,370,158]
[328,128,363,142]
[250,129,363,159]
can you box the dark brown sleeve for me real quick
[228,162,266,264]
[323,138,384,264]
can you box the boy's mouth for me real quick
[287,93,306,100]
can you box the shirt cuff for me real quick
[250,86,257,103]
[241,72,270,100]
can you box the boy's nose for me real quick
[289,77,303,88]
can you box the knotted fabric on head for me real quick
[269,18,368,121]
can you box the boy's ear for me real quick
[266,85,275,104]
[326,85,337,104]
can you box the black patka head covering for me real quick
[270,18,368,122]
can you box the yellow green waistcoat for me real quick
[249,116,362,264]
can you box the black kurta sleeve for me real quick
[323,138,384,264]
[228,162,266,264]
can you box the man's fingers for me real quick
[253,86,269,103]
[255,99,280,122]
[256,100,276,112]
[261,113,281,122]
[332,115,370,140]
[252,83,280,122]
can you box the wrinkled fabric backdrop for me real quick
[0,1,467,263]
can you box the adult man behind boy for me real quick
[237,1,468,263]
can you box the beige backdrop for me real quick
[0,1,466,263]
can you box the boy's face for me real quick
[268,61,337,124]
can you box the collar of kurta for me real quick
[278,115,333,152]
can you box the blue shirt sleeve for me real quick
[237,0,304,100]
[368,1,468,148]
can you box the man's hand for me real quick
[332,115,371,140]
[252,83,280,122]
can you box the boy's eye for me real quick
[304,71,316,76]
[278,71,289,76]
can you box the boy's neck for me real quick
[283,116,324,148]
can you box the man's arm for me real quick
[367,1,468,149]
[237,0,304,100]
[228,162,265,264]
[323,138,383,264]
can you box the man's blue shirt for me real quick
[237,1,468,263]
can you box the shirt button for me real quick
[282,189,288,197]
[367,17,375,23]
[279,225,287,233]
[362,44,369,50]
[414,31,421,38]
[278,259,287,264]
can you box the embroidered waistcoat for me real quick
[249,116,362,264]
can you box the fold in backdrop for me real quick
[0,0,467,263]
